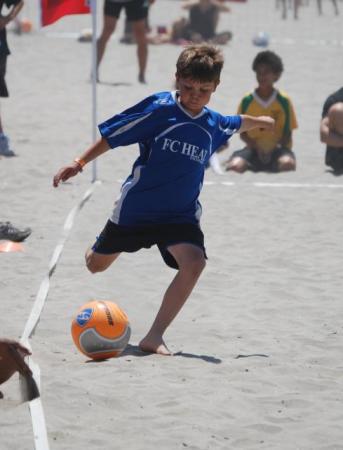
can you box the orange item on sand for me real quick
[0,240,24,253]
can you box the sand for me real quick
[1,0,343,449]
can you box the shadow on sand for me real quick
[173,351,222,364]
[98,80,133,87]
[84,345,222,363]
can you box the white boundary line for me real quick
[205,181,343,189]
[20,181,100,450]
[116,179,343,189]
[44,32,343,47]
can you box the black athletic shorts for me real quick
[230,147,296,172]
[104,0,149,21]
[0,56,9,98]
[92,220,207,270]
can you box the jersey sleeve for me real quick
[220,114,242,135]
[213,114,242,151]
[99,94,162,148]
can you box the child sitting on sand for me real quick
[226,50,297,173]
[53,44,274,355]
[148,0,232,46]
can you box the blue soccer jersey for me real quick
[99,91,241,226]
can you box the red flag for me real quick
[41,0,90,26]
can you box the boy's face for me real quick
[176,76,219,116]
[255,64,280,90]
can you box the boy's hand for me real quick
[0,339,32,385]
[239,114,275,133]
[53,162,82,187]
[258,116,275,131]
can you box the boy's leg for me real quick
[226,156,249,173]
[277,156,296,171]
[139,243,206,355]
[274,148,296,172]
[85,248,120,273]
[225,148,253,173]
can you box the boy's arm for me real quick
[239,115,275,133]
[53,137,110,187]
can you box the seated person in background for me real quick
[149,0,232,45]
[320,87,343,174]
[183,0,232,44]
[226,50,297,173]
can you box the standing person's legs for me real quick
[96,3,120,79]
[132,19,148,83]
[139,243,206,355]
[332,0,339,14]
[280,0,287,18]
[125,0,150,83]
[294,0,301,18]
[0,55,7,137]
[0,55,15,157]
[317,0,323,14]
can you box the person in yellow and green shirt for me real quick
[226,50,297,173]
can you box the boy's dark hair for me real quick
[252,50,284,74]
[176,44,224,82]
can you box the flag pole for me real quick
[90,0,98,182]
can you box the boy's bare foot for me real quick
[139,335,172,355]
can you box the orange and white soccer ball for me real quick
[71,300,131,360]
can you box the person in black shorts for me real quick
[320,87,343,174]
[97,0,153,84]
[0,0,23,157]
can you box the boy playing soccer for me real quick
[53,44,274,355]
[226,50,297,173]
